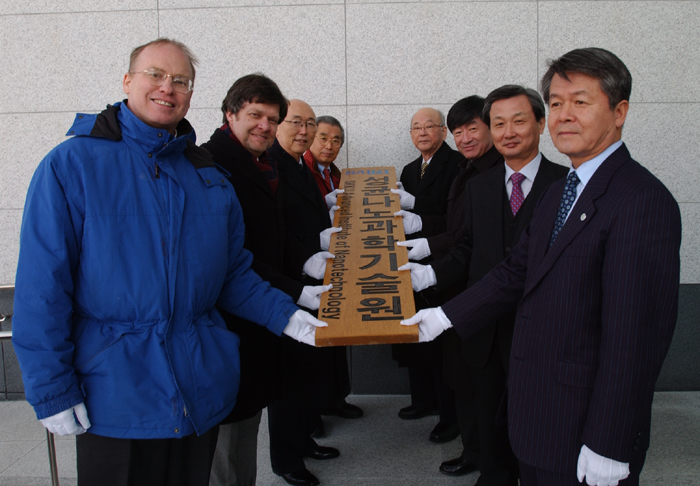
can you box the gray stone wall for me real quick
[0,0,698,285]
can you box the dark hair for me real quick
[482,85,545,126]
[541,47,632,109]
[129,38,198,82]
[316,116,345,145]
[221,73,288,124]
[446,96,486,133]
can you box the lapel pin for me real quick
[580,213,586,221]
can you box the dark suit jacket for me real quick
[399,141,462,218]
[201,129,312,422]
[422,145,503,261]
[269,140,350,406]
[432,156,567,369]
[442,144,682,474]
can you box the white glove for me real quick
[577,445,630,486]
[297,284,332,311]
[391,182,416,210]
[397,238,431,261]
[398,262,437,292]
[303,251,335,280]
[400,307,452,342]
[329,205,340,223]
[320,227,342,251]
[40,402,91,436]
[394,210,422,235]
[325,189,345,209]
[283,309,329,346]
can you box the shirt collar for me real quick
[505,152,542,184]
[570,140,623,187]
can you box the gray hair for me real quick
[316,116,345,145]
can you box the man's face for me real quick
[226,102,280,157]
[123,43,193,134]
[489,94,545,168]
[277,99,317,159]
[452,118,492,160]
[310,123,343,167]
[547,72,628,168]
[410,108,447,158]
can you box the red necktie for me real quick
[323,167,332,190]
[510,172,525,215]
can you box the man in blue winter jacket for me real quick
[12,38,328,486]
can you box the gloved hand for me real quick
[329,205,340,223]
[40,402,91,436]
[394,210,422,235]
[397,238,431,261]
[283,309,329,346]
[400,307,452,342]
[390,182,416,210]
[297,284,333,311]
[320,227,342,251]
[303,251,335,280]
[398,262,437,292]
[325,189,345,209]
[577,445,630,486]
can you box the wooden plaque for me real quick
[316,167,417,346]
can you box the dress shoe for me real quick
[304,443,340,460]
[280,468,320,486]
[429,420,460,443]
[398,404,439,420]
[322,401,363,419]
[439,455,479,476]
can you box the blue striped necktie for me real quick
[549,171,580,247]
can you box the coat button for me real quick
[505,247,511,253]
[148,153,152,158]
[158,132,162,137]
[174,428,179,433]
[206,179,211,184]
[580,213,586,221]
[78,115,83,119]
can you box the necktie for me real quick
[509,172,525,215]
[420,161,428,178]
[549,171,580,247]
[323,167,332,190]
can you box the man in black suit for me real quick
[402,85,568,485]
[403,48,682,486]
[390,107,463,445]
[202,76,333,486]
[396,96,502,474]
[267,99,352,486]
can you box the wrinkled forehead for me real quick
[132,43,193,78]
[287,102,316,120]
[411,109,441,126]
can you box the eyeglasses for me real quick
[315,135,342,148]
[410,124,443,133]
[130,68,193,94]
[284,119,317,130]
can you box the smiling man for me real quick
[402,48,682,486]
[12,40,326,486]
[401,85,567,485]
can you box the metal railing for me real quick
[0,285,59,486]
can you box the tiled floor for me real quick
[1,393,698,485]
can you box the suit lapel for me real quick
[523,147,631,296]
[481,164,505,254]
[415,143,448,194]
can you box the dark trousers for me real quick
[268,399,319,474]
[76,427,219,486]
[454,385,480,464]
[519,459,643,486]
[468,341,518,486]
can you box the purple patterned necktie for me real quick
[549,171,580,247]
[510,172,525,215]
